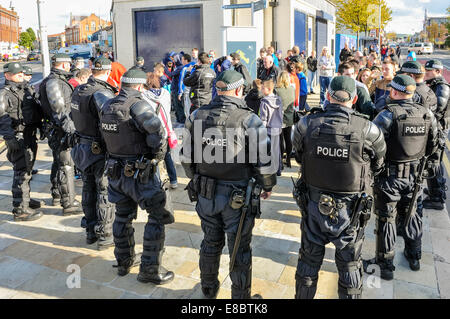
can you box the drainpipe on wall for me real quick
[269,0,279,50]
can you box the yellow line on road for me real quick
[443,152,450,178]
[0,141,4,149]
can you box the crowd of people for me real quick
[0,39,448,301]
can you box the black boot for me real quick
[114,254,141,277]
[29,199,43,209]
[137,263,174,285]
[404,250,420,271]
[63,200,84,216]
[86,229,98,245]
[202,284,220,299]
[13,207,43,222]
[422,198,444,210]
[52,194,61,206]
[363,258,395,281]
[97,236,114,251]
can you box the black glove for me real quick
[5,137,22,152]
[152,138,168,162]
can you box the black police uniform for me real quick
[39,67,82,214]
[100,84,174,283]
[0,75,44,221]
[71,75,117,248]
[371,98,438,276]
[292,104,386,299]
[424,76,450,207]
[181,94,277,299]
[414,81,437,113]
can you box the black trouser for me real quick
[295,195,365,299]
[171,88,186,124]
[196,181,256,299]
[426,147,446,203]
[82,160,114,241]
[108,164,170,267]
[280,126,293,162]
[6,134,36,210]
[48,133,76,208]
[374,173,423,266]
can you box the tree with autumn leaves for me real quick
[336,0,392,49]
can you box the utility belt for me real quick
[73,135,104,155]
[383,161,420,179]
[303,185,373,234]
[186,174,262,218]
[105,156,157,184]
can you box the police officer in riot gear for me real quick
[22,65,43,176]
[423,60,450,210]
[71,57,117,250]
[399,61,437,112]
[365,75,438,280]
[181,70,277,299]
[130,56,146,72]
[292,76,386,299]
[71,56,85,76]
[100,69,174,284]
[0,62,43,221]
[39,53,83,215]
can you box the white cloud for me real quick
[418,0,431,3]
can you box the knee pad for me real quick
[144,189,174,225]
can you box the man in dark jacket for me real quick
[257,56,280,84]
[230,52,252,96]
[339,43,353,62]
[183,52,216,113]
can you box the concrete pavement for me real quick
[0,92,449,299]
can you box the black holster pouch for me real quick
[199,176,216,200]
[347,193,373,238]
[251,184,262,219]
[106,160,121,180]
[136,160,155,184]
[292,178,309,218]
[186,174,201,203]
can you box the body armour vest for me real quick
[385,103,431,163]
[194,106,254,181]
[100,94,151,158]
[39,71,73,121]
[302,110,370,194]
[22,85,42,126]
[3,84,25,133]
[71,80,108,139]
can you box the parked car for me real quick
[409,42,433,55]
[10,53,21,61]
[27,53,40,61]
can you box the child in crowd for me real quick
[295,62,308,111]
[245,79,264,114]
[259,79,283,176]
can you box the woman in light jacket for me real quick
[318,46,335,107]
[142,72,178,189]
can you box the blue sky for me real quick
[0,0,447,36]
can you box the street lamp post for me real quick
[37,0,50,77]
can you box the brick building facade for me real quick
[0,5,19,47]
[65,13,111,46]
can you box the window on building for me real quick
[86,24,89,32]
[91,22,96,31]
